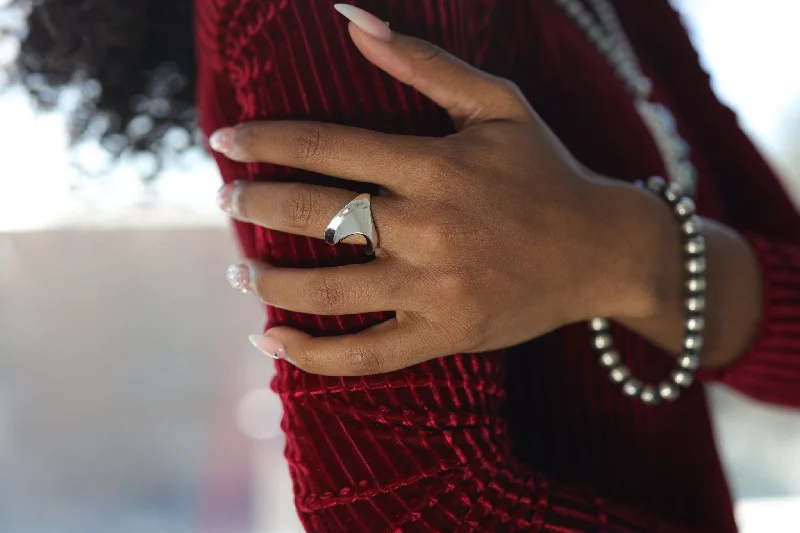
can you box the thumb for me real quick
[334,4,534,128]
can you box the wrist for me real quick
[584,177,684,321]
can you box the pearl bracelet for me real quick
[588,176,705,405]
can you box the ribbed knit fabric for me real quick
[195,1,800,531]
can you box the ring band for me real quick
[324,193,378,255]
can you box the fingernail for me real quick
[248,334,287,360]
[209,127,236,153]
[334,4,392,41]
[217,181,242,217]
[227,263,252,294]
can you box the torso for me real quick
[196,1,738,530]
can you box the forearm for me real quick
[597,179,763,370]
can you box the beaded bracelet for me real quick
[588,176,705,405]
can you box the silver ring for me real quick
[324,193,378,255]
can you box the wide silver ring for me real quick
[324,193,378,255]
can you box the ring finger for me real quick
[218,181,398,249]
[228,260,406,315]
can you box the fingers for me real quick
[218,181,397,248]
[228,261,405,316]
[209,120,434,193]
[249,317,440,376]
[339,6,534,127]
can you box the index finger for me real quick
[209,121,436,193]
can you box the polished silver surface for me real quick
[659,381,681,401]
[593,333,613,351]
[685,335,704,352]
[687,257,707,275]
[610,365,631,384]
[672,369,695,388]
[687,296,706,313]
[685,235,706,255]
[679,354,701,371]
[623,378,643,397]
[600,350,621,368]
[686,277,707,293]
[640,385,661,405]
[646,175,667,195]
[324,194,377,255]
[682,218,701,236]
[686,316,706,332]
[675,197,696,219]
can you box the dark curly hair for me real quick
[4,0,197,175]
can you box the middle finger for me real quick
[219,181,400,250]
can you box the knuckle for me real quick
[418,152,456,185]
[306,272,346,314]
[289,123,330,164]
[415,208,467,252]
[279,184,317,230]
[251,272,273,303]
[415,141,470,188]
[343,345,382,376]
[494,78,522,98]
[447,301,488,348]
[437,271,472,302]
[286,348,322,375]
[406,37,446,65]
[490,78,531,115]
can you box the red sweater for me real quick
[195,1,800,531]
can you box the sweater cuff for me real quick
[703,234,800,406]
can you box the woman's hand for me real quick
[211,7,669,375]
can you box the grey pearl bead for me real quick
[685,236,706,255]
[590,318,610,332]
[686,277,706,293]
[672,369,694,387]
[597,37,615,54]
[646,176,667,195]
[679,354,700,370]
[686,316,705,333]
[682,218,701,236]
[675,140,691,159]
[686,296,706,313]
[587,25,604,43]
[659,381,681,401]
[678,161,697,183]
[684,335,703,352]
[565,1,582,16]
[674,198,696,219]
[686,257,707,275]
[664,184,684,204]
[593,334,614,351]
[622,378,643,397]
[656,105,677,130]
[610,365,631,384]
[640,385,661,405]
[575,10,593,28]
[600,350,621,368]
[633,77,653,100]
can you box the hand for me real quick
[211,8,661,375]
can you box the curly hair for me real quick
[4,0,196,173]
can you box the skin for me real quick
[211,15,762,377]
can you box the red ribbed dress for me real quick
[195,1,800,531]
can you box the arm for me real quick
[196,2,702,531]
[610,0,800,407]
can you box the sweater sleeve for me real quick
[623,0,800,407]
[195,1,706,531]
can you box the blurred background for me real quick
[1,0,800,532]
